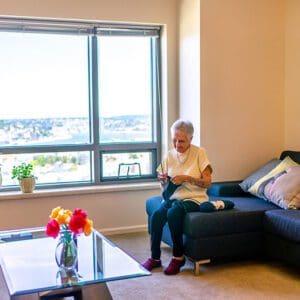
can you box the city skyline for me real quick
[0,114,151,146]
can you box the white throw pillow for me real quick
[248,156,299,196]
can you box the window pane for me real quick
[0,32,90,146]
[101,152,153,178]
[0,21,160,189]
[1,152,91,186]
[98,36,153,143]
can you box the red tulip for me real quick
[46,219,60,238]
[69,208,88,234]
[72,208,87,219]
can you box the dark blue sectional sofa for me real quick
[146,151,300,275]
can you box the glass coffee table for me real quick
[0,227,150,299]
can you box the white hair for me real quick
[170,119,194,136]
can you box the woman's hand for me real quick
[170,175,188,185]
[170,165,212,188]
[157,172,168,183]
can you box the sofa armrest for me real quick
[207,181,249,197]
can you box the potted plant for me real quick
[11,162,36,193]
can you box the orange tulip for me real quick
[84,218,93,236]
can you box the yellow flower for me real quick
[83,218,93,236]
[49,206,62,219]
[64,209,73,218]
[56,209,72,225]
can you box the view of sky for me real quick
[99,36,151,118]
[0,32,151,119]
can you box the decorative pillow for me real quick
[259,166,300,209]
[248,156,299,196]
[239,158,281,192]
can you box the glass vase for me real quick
[55,230,78,271]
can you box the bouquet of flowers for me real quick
[46,206,93,271]
[46,206,93,238]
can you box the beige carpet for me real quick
[107,232,300,300]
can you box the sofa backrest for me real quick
[280,150,300,164]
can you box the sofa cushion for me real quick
[239,159,281,192]
[248,156,299,196]
[264,210,300,243]
[280,150,300,163]
[146,196,280,240]
[146,196,163,216]
[183,196,279,238]
[258,166,300,209]
[208,181,248,197]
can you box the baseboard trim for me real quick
[99,224,148,236]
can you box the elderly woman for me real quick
[142,119,213,275]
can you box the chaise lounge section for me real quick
[146,150,300,275]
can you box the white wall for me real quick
[178,0,285,181]
[178,0,200,146]
[285,0,300,150]
[199,0,285,181]
[0,185,158,232]
[0,0,178,232]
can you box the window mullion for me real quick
[90,34,101,184]
[154,36,162,166]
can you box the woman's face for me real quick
[172,130,192,153]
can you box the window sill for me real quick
[0,182,160,201]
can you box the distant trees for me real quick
[32,154,81,167]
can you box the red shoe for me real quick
[164,258,186,275]
[142,258,162,271]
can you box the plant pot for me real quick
[19,177,36,193]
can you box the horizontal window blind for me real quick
[0,16,160,37]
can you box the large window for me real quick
[0,18,161,190]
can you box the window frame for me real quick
[0,17,162,190]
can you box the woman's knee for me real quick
[167,202,185,222]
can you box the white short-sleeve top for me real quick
[157,145,211,204]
